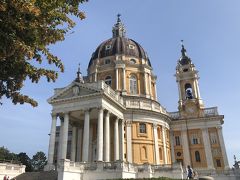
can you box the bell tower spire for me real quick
[112,14,126,38]
[175,41,204,118]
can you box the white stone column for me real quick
[89,124,93,161]
[82,110,90,162]
[162,126,168,164]
[217,126,230,169]
[61,112,69,159]
[104,111,110,162]
[181,129,191,167]
[126,121,132,163]
[115,68,119,90]
[57,118,64,161]
[119,119,125,161]
[114,117,119,161]
[143,72,148,95]
[123,68,126,90]
[149,74,152,97]
[177,82,182,101]
[97,108,104,161]
[76,128,82,162]
[70,126,77,161]
[47,113,57,165]
[154,83,158,100]
[153,123,160,164]
[202,128,214,169]
[170,130,176,163]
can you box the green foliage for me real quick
[17,152,33,172]
[0,146,18,162]
[31,151,47,171]
[0,0,87,106]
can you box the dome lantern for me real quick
[112,14,126,38]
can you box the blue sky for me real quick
[0,0,240,166]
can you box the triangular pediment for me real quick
[48,82,101,103]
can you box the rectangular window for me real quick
[191,133,200,144]
[139,123,147,133]
[210,132,218,144]
[175,136,181,146]
[216,159,221,167]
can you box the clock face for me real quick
[186,106,196,114]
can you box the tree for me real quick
[0,0,87,107]
[17,152,33,172]
[31,151,47,171]
[0,146,18,162]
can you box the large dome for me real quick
[88,15,151,68]
[88,37,151,68]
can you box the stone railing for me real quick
[169,107,219,120]
[125,98,168,115]
[169,111,180,119]
[0,162,25,179]
[86,81,124,106]
[204,107,218,116]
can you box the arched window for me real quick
[105,76,112,86]
[130,59,136,64]
[139,123,146,133]
[141,146,147,159]
[195,151,201,162]
[159,148,163,160]
[129,74,137,94]
[185,83,193,99]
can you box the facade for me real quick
[45,16,233,180]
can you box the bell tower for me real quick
[175,41,204,118]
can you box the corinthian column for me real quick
[114,117,119,161]
[162,127,168,164]
[115,68,119,90]
[153,123,160,164]
[217,126,230,170]
[202,128,214,169]
[47,113,57,165]
[97,108,104,161]
[82,110,90,162]
[104,111,110,162]
[70,126,77,161]
[126,121,132,163]
[61,112,69,159]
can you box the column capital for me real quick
[153,123,158,129]
[51,112,58,117]
[125,120,132,127]
[216,125,222,130]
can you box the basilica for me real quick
[44,15,232,180]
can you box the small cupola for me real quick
[112,14,126,38]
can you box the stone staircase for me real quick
[14,170,57,180]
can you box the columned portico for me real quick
[47,113,57,165]
[82,110,90,162]
[104,111,110,162]
[97,108,104,161]
[61,112,69,159]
